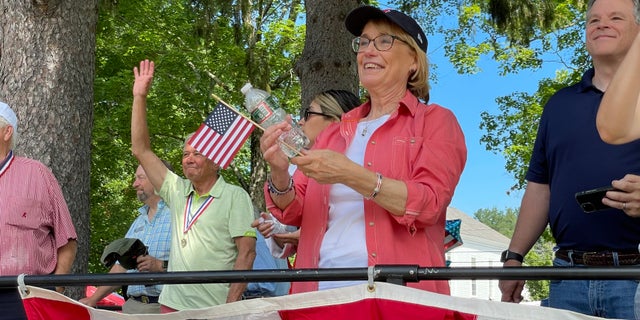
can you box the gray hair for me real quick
[0,116,17,149]
[587,0,640,24]
[184,132,195,148]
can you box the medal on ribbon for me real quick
[182,193,214,246]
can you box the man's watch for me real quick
[162,260,169,270]
[500,250,524,263]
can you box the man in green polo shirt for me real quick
[130,59,257,312]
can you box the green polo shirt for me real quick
[158,171,254,310]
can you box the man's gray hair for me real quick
[0,116,17,149]
[587,0,640,24]
[184,132,195,148]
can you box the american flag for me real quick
[188,102,255,169]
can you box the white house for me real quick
[445,207,515,301]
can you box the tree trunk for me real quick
[246,0,360,212]
[296,0,360,108]
[0,0,97,298]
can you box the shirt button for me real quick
[369,222,374,226]
[410,138,415,143]
[371,141,376,145]
[367,162,372,166]
[371,253,377,257]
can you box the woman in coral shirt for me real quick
[260,6,467,295]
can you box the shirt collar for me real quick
[343,89,420,121]
[183,175,225,199]
[0,149,13,167]
[576,68,601,94]
[340,89,422,136]
[138,198,166,222]
[0,150,14,178]
[138,199,167,216]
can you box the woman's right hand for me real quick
[251,212,277,238]
[259,120,292,173]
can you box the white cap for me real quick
[0,101,17,132]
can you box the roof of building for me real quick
[446,207,510,248]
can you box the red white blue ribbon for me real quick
[0,150,14,179]
[183,193,214,234]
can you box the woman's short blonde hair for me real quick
[373,19,430,102]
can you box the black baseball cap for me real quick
[345,6,428,53]
[101,238,148,270]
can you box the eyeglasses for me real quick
[302,109,331,121]
[351,34,408,53]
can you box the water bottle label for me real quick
[250,100,275,124]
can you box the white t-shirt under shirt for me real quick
[318,114,390,290]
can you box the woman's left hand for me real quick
[291,149,354,184]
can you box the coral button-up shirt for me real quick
[265,90,467,294]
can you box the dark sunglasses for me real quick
[303,109,332,121]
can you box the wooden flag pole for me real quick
[210,93,304,157]
[210,93,264,131]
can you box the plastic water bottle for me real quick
[259,213,298,236]
[258,215,287,235]
[241,83,309,157]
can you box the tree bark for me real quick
[0,0,97,298]
[296,0,360,108]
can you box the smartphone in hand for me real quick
[575,186,617,213]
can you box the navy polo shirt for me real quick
[526,68,640,251]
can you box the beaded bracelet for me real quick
[364,172,383,200]
[267,174,294,196]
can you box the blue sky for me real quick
[427,39,558,216]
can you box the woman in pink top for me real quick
[260,6,467,295]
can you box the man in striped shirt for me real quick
[0,101,78,320]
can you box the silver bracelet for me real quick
[267,175,294,195]
[364,172,383,200]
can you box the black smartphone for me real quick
[575,186,616,213]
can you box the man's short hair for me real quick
[587,0,640,24]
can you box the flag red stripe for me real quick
[188,123,208,147]
[211,116,253,166]
[211,117,244,163]
[191,127,216,155]
[189,103,255,169]
[278,299,478,320]
[23,297,91,320]
[200,130,222,158]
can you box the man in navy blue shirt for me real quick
[499,0,640,318]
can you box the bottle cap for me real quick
[240,82,253,95]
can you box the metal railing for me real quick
[3,265,640,289]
